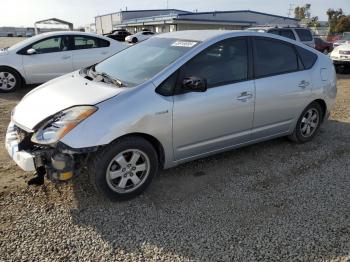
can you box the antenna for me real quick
[166,0,169,9]
[287,3,294,17]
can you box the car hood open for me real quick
[13,71,124,130]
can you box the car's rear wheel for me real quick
[288,102,322,143]
[0,67,22,93]
[89,136,158,201]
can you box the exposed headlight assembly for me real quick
[31,105,97,145]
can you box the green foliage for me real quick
[307,16,320,27]
[294,4,319,28]
[334,16,350,33]
[327,8,345,34]
[294,4,311,20]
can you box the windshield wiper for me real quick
[89,65,124,87]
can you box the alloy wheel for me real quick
[106,149,150,193]
[0,71,17,91]
[300,108,319,138]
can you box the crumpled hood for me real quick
[13,71,124,130]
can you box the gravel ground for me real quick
[0,37,25,49]
[0,74,350,261]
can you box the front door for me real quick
[22,35,73,84]
[173,37,255,161]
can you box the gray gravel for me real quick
[0,75,350,261]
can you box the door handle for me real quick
[62,55,71,60]
[237,92,253,102]
[298,80,310,88]
[101,51,109,55]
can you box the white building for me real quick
[95,9,299,34]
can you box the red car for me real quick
[314,37,333,54]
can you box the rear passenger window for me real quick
[254,38,298,78]
[182,38,248,87]
[74,36,110,50]
[268,29,296,40]
[296,46,317,69]
[295,29,313,41]
[280,30,296,40]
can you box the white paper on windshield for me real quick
[171,41,198,47]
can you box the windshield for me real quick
[8,35,42,51]
[94,37,199,87]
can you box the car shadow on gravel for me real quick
[69,119,350,261]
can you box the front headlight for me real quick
[31,105,97,145]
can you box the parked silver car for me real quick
[6,30,337,200]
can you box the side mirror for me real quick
[182,77,207,92]
[26,48,36,55]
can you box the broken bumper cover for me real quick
[5,121,98,181]
[5,122,35,171]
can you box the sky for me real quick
[0,0,349,28]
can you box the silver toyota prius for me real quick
[5,30,337,200]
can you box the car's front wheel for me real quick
[89,136,159,201]
[0,67,22,93]
[288,102,323,143]
[132,37,138,43]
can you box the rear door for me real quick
[22,35,73,84]
[252,37,312,138]
[71,35,111,70]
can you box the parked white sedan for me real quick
[0,31,127,92]
[125,31,155,43]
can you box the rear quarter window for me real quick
[295,29,313,42]
[296,46,317,69]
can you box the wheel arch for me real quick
[313,98,327,122]
[112,132,166,169]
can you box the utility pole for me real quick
[166,0,169,9]
[287,3,294,17]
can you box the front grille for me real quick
[339,50,350,55]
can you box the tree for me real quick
[294,4,311,20]
[334,16,350,33]
[294,4,319,27]
[308,16,320,27]
[327,8,345,34]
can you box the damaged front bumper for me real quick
[5,121,97,182]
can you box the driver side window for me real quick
[30,36,70,54]
[181,38,248,88]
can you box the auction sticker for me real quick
[171,41,198,47]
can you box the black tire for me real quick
[132,37,138,43]
[88,136,158,201]
[288,102,323,143]
[0,66,23,93]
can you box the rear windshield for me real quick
[295,29,313,42]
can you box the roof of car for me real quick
[247,26,310,31]
[36,31,103,38]
[155,30,245,42]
